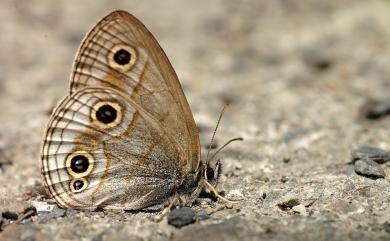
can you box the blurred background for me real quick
[0,0,389,240]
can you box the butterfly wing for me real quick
[69,10,200,172]
[41,87,190,210]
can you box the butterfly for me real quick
[40,10,240,212]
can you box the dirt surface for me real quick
[1,0,390,240]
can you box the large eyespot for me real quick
[108,44,137,71]
[65,151,94,178]
[96,104,117,124]
[91,101,123,128]
[114,49,131,65]
[70,155,89,173]
[70,178,88,193]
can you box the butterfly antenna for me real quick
[205,103,229,165]
[209,137,243,162]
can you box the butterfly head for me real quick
[202,159,222,186]
[202,103,243,187]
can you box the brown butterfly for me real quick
[40,10,240,213]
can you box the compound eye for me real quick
[206,167,215,180]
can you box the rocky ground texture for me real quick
[0,0,390,240]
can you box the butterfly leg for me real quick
[201,179,239,208]
[155,194,180,221]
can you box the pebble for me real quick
[2,211,18,220]
[0,149,12,169]
[354,159,386,178]
[280,176,289,183]
[37,207,66,224]
[360,98,390,120]
[278,198,300,210]
[301,48,332,71]
[65,209,77,218]
[352,146,390,164]
[225,170,236,177]
[384,222,390,233]
[283,156,291,163]
[196,210,210,221]
[292,204,307,216]
[226,189,244,201]
[167,207,196,228]
[32,201,56,213]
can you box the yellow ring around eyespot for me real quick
[65,151,95,178]
[107,44,137,71]
[70,177,89,193]
[91,101,123,129]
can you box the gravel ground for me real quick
[0,1,389,240]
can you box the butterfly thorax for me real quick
[175,169,201,194]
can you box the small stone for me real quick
[65,209,77,218]
[226,190,244,201]
[283,156,291,163]
[37,207,66,224]
[302,48,332,71]
[167,207,196,228]
[384,222,390,233]
[32,201,55,213]
[354,159,386,178]
[52,208,66,218]
[360,98,390,120]
[280,176,289,183]
[196,210,210,221]
[235,163,243,170]
[352,146,390,164]
[0,149,12,169]
[225,170,235,177]
[278,198,300,210]
[292,204,307,216]
[2,211,18,220]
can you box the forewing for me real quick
[69,11,200,172]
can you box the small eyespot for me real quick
[91,101,122,128]
[108,44,137,71]
[96,104,117,124]
[70,155,89,173]
[113,49,131,65]
[65,151,94,178]
[73,179,84,190]
[70,178,88,193]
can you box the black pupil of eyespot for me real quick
[113,49,131,65]
[206,168,215,180]
[70,155,89,173]
[73,180,84,190]
[96,104,117,124]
